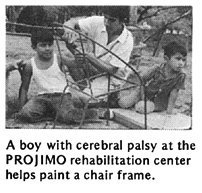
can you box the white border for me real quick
[1,1,202,192]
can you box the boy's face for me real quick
[35,41,54,60]
[167,53,186,72]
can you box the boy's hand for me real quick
[6,59,26,78]
[7,59,22,71]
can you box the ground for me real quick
[5,35,192,129]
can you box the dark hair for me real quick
[31,29,54,48]
[163,41,187,58]
[101,6,130,23]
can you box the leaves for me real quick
[6,6,192,36]
[137,6,192,34]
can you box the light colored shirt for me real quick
[78,16,134,97]
[31,54,69,95]
[79,16,133,68]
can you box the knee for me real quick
[118,87,141,108]
[135,100,155,114]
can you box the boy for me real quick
[16,29,96,124]
[135,41,187,114]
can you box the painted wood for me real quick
[112,109,191,130]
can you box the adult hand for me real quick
[63,19,79,44]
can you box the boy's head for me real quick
[31,29,54,60]
[31,29,54,49]
[163,41,187,59]
[163,41,187,72]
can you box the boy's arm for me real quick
[166,73,186,114]
[19,61,32,109]
[166,88,179,114]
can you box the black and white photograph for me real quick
[2,1,202,193]
[6,5,192,130]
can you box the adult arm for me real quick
[58,55,76,70]
[59,53,117,75]
[85,53,118,74]
[19,61,32,109]
[127,64,159,100]
[63,16,104,48]
[139,64,159,81]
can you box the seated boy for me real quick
[134,41,187,114]
[16,29,96,124]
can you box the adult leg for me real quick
[52,93,97,124]
[68,59,100,90]
[118,72,141,108]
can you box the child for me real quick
[16,29,96,124]
[135,41,187,114]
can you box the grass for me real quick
[6,35,192,119]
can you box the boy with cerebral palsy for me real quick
[16,29,96,124]
[124,41,187,114]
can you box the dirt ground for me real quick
[5,35,192,128]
